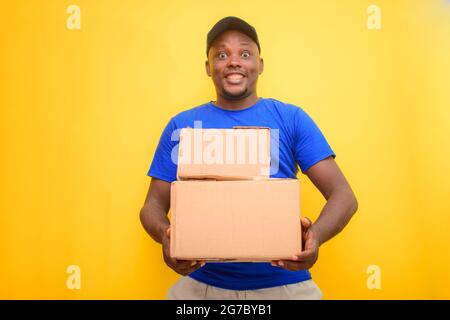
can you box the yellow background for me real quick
[1,0,449,299]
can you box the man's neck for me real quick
[213,93,260,111]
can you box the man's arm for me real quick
[271,156,358,270]
[139,178,171,244]
[139,178,205,275]
[305,156,358,246]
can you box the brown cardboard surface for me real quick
[176,127,271,180]
[170,179,302,261]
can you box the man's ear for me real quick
[205,60,211,77]
[259,57,264,75]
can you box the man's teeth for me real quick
[227,74,244,79]
[226,74,244,84]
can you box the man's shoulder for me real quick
[170,102,211,123]
[264,97,306,116]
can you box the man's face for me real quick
[206,30,263,101]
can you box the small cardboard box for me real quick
[176,127,271,180]
[170,179,302,261]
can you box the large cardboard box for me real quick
[170,179,302,261]
[176,127,271,180]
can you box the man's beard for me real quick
[221,87,251,101]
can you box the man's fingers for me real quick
[175,259,198,268]
[303,239,318,251]
[293,250,316,261]
[166,258,207,275]
[166,258,193,269]
[178,261,205,275]
[168,260,197,272]
[193,261,206,268]
[271,259,307,269]
[275,260,310,271]
[176,259,206,268]
[162,230,207,274]
[301,217,312,229]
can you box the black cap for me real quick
[206,16,260,56]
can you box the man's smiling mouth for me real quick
[225,73,245,84]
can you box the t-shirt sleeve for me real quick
[147,118,178,182]
[293,108,336,174]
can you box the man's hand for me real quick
[162,227,205,275]
[271,217,320,271]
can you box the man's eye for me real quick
[218,52,228,59]
[242,51,250,58]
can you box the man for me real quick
[140,16,358,300]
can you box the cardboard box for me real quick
[176,127,271,180]
[170,179,302,261]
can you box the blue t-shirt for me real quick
[148,97,336,290]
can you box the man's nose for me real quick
[227,54,242,68]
